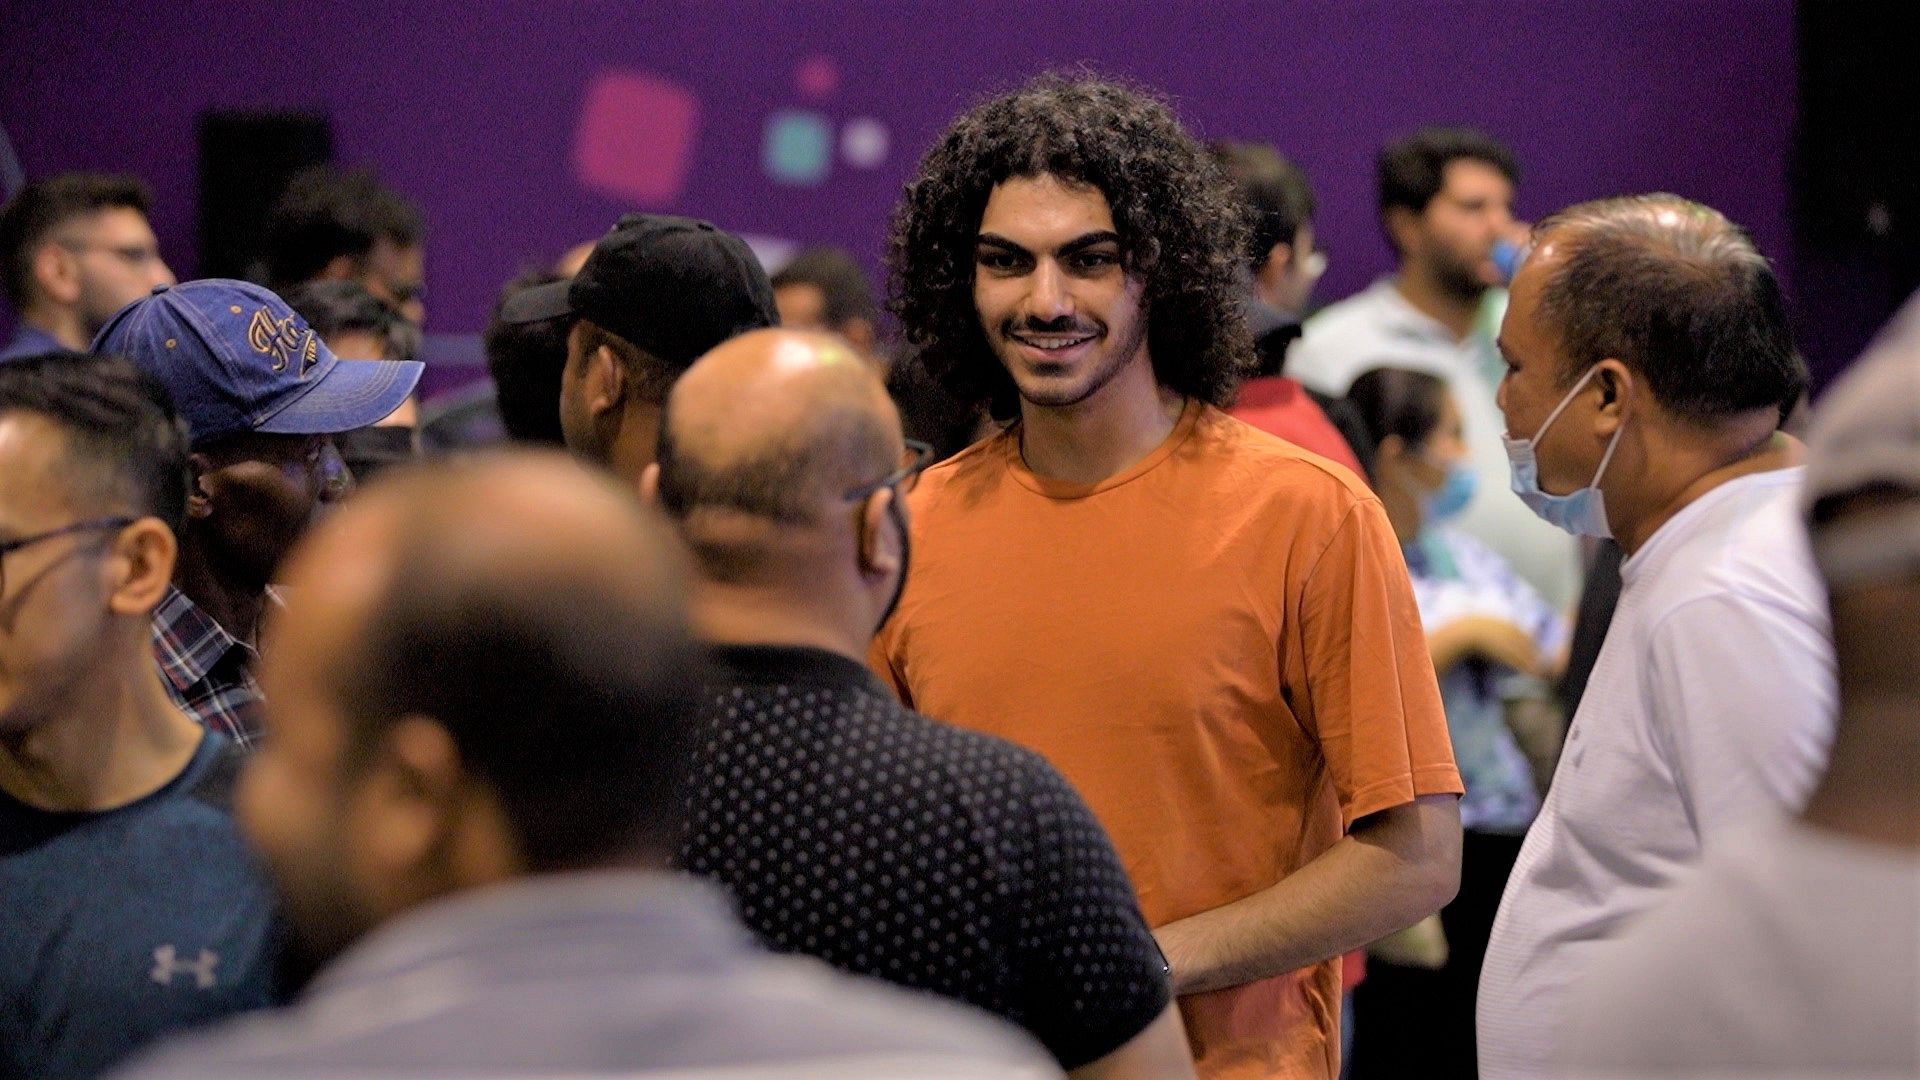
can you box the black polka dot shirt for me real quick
[679,644,1172,1069]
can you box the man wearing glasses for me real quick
[0,351,279,1079]
[0,173,176,361]
[655,328,1194,1079]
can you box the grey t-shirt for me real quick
[1559,818,1920,1078]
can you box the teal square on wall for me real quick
[763,110,831,186]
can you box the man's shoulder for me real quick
[700,668,1069,807]
[1636,469,1823,620]
[1192,405,1377,509]
[117,950,1056,1079]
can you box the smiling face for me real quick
[971,174,1151,412]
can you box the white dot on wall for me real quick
[841,118,889,169]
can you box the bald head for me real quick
[264,452,702,872]
[657,328,900,530]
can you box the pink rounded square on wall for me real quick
[573,71,700,205]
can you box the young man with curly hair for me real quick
[873,75,1464,1080]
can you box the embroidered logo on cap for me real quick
[246,309,321,376]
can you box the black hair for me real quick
[1345,367,1450,485]
[886,348,988,464]
[332,466,703,870]
[1377,126,1519,242]
[1533,194,1807,423]
[282,279,419,362]
[1210,141,1317,272]
[889,73,1254,419]
[771,247,879,328]
[0,350,191,533]
[0,173,155,308]
[262,165,423,289]
[482,270,571,446]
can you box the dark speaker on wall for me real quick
[1793,0,1920,385]
[197,111,333,281]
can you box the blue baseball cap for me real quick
[93,279,424,447]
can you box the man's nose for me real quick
[151,258,178,290]
[1025,261,1073,322]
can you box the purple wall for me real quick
[2,1,1797,345]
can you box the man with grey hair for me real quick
[1474,195,1836,1078]
[1554,291,1920,1079]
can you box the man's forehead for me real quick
[1438,159,1513,198]
[0,413,75,525]
[978,174,1118,237]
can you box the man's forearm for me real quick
[1153,794,1461,996]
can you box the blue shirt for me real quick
[1404,526,1570,834]
[0,731,281,1079]
[0,322,67,362]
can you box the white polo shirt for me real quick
[1475,467,1837,1080]
[1290,277,1582,610]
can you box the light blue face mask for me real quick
[1503,365,1626,538]
[1422,460,1478,524]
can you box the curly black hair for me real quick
[887,73,1254,418]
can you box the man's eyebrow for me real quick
[974,231,1122,256]
[1057,231,1123,257]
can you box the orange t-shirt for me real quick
[871,401,1460,1079]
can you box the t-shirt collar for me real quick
[1002,398,1203,499]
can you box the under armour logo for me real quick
[150,945,219,989]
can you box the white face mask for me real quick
[1502,365,1626,538]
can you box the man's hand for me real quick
[1153,794,1461,996]
[1432,615,1542,677]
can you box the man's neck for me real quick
[1392,268,1482,343]
[0,654,204,812]
[172,549,267,649]
[1613,422,1799,555]
[605,406,662,495]
[16,305,89,352]
[1801,693,1920,850]
[1017,359,1185,485]
[693,581,873,665]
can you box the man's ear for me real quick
[1594,359,1633,436]
[638,461,661,505]
[356,715,468,890]
[185,454,217,520]
[1384,206,1421,257]
[1257,241,1295,291]
[840,317,878,356]
[31,242,80,307]
[585,345,627,420]
[857,487,902,579]
[316,253,359,282]
[105,518,178,616]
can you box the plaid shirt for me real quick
[151,584,268,748]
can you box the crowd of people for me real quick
[0,71,1913,1080]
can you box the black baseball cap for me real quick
[500,214,777,370]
